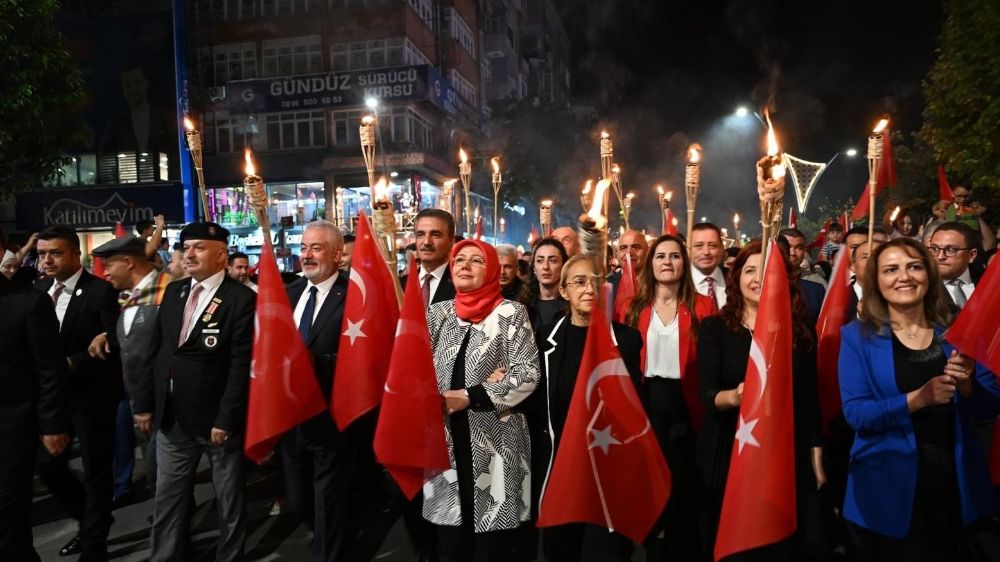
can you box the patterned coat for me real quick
[423,299,540,532]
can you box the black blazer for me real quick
[400,266,455,305]
[36,269,122,405]
[0,276,69,436]
[285,274,348,401]
[134,274,255,439]
[799,277,826,327]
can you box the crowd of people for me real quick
[1,186,999,562]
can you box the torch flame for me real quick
[582,179,592,195]
[491,156,500,173]
[586,179,611,224]
[765,109,780,156]
[671,217,678,227]
[666,191,673,202]
[183,117,195,131]
[611,163,621,174]
[373,176,390,201]
[541,199,553,207]
[626,192,635,200]
[243,148,257,176]
[459,148,468,163]
[688,144,701,163]
[890,206,901,222]
[361,114,376,125]
[733,213,740,226]
[656,185,664,195]
[443,178,458,188]
[601,130,610,139]
[500,217,505,225]
[873,117,889,134]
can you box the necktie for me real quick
[52,281,66,305]
[705,277,718,311]
[299,286,318,342]
[421,273,433,307]
[178,283,204,345]
[949,279,967,308]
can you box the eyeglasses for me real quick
[928,245,969,257]
[563,275,601,291]
[452,256,487,268]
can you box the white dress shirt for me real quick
[49,267,84,328]
[645,310,681,380]
[181,270,226,341]
[691,266,727,309]
[123,269,159,335]
[947,269,975,303]
[293,273,339,329]
[418,263,448,303]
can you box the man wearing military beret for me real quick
[132,222,255,562]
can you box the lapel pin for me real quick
[75,288,82,296]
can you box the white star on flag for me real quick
[588,425,621,455]
[735,415,760,454]
[343,318,367,345]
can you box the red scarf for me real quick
[451,239,504,324]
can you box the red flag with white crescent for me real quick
[537,297,670,543]
[332,211,400,430]
[612,254,636,324]
[374,256,450,498]
[245,239,327,462]
[714,241,796,560]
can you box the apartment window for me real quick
[447,8,476,59]
[207,43,257,85]
[333,0,391,5]
[264,111,326,150]
[262,36,323,77]
[205,112,249,154]
[332,107,436,150]
[195,0,257,21]
[331,38,427,71]
[450,69,477,107]
[408,0,435,31]
[260,0,321,16]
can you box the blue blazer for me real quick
[838,321,1000,538]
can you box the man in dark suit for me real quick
[0,260,70,561]
[281,220,352,561]
[779,228,826,326]
[88,237,172,501]
[930,221,982,310]
[689,223,728,311]
[401,208,456,307]
[132,222,255,562]
[35,226,121,561]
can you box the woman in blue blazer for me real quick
[838,238,1000,559]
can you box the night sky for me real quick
[552,0,943,230]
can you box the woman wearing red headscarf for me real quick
[422,239,541,561]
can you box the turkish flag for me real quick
[537,299,670,543]
[245,239,327,463]
[474,214,483,240]
[788,208,797,229]
[945,258,1000,376]
[374,256,450,498]
[938,164,955,202]
[664,209,678,235]
[850,131,896,221]
[714,241,796,561]
[114,222,128,238]
[841,211,850,231]
[612,254,636,324]
[807,219,831,251]
[333,212,400,430]
[814,248,852,435]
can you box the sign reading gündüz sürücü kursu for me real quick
[16,184,185,231]
[227,64,460,115]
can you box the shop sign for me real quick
[16,183,185,231]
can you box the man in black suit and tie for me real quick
[930,221,981,309]
[401,209,456,307]
[690,223,728,312]
[132,222,255,562]
[281,220,352,561]
[0,256,70,561]
[34,226,121,561]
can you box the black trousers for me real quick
[280,419,355,562]
[36,397,116,559]
[0,409,41,562]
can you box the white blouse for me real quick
[645,310,681,379]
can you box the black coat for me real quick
[134,275,256,439]
[36,269,121,406]
[0,276,69,436]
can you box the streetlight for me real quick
[365,97,379,110]
[845,148,858,157]
[735,106,749,117]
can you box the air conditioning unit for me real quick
[208,86,227,102]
